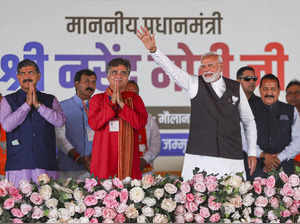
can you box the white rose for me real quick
[39,185,52,200]
[102,179,113,191]
[242,207,251,218]
[239,181,253,195]
[131,179,141,187]
[58,208,71,222]
[129,187,145,203]
[142,197,157,207]
[223,218,232,223]
[0,207,2,216]
[229,195,243,208]
[64,202,76,217]
[243,193,255,207]
[47,218,58,223]
[48,208,58,219]
[75,201,86,214]
[73,188,84,202]
[223,202,235,215]
[137,215,147,223]
[153,214,168,223]
[20,203,32,215]
[142,206,154,217]
[79,217,90,223]
[125,204,139,219]
[161,198,177,212]
[164,183,177,194]
[226,175,243,189]
[123,176,132,184]
[19,180,33,196]
[45,198,58,209]
[37,173,50,185]
[232,211,241,220]
[154,188,164,200]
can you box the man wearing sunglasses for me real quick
[236,66,260,110]
[237,66,261,180]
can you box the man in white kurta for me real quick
[136,27,257,180]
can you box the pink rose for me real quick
[208,196,222,210]
[279,171,289,183]
[266,176,276,188]
[103,194,119,209]
[3,198,15,210]
[199,206,210,218]
[209,213,220,222]
[288,174,300,187]
[175,205,186,215]
[289,204,299,215]
[84,195,98,207]
[18,181,32,196]
[270,197,279,209]
[283,196,293,208]
[0,186,8,197]
[116,203,128,214]
[175,215,185,223]
[32,206,43,219]
[194,213,204,223]
[8,187,22,201]
[103,219,113,223]
[253,180,262,194]
[84,178,98,192]
[264,186,276,197]
[180,182,191,193]
[255,196,268,207]
[193,182,206,193]
[186,193,194,202]
[205,176,218,192]
[281,209,291,217]
[112,178,124,189]
[260,178,267,186]
[281,183,294,197]
[114,214,126,223]
[141,174,155,189]
[30,192,43,205]
[119,189,128,204]
[185,201,198,213]
[11,208,24,218]
[90,218,99,223]
[102,207,117,220]
[254,206,264,217]
[108,190,119,198]
[94,190,107,200]
[194,193,205,205]
[184,212,194,222]
[193,173,204,183]
[93,206,103,217]
[294,188,300,201]
[85,208,95,218]
[12,218,23,223]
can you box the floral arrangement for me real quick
[0,168,299,223]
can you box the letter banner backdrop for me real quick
[1,0,300,162]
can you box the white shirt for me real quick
[143,113,161,164]
[151,49,257,156]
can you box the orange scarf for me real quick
[105,88,134,179]
[0,126,6,175]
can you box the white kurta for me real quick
[151,49,257,180]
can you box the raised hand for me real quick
[136,26,157,53]
[116,85,125,108]
[26,84,33,106]
[31,84,39,108]
[111,80,118,104]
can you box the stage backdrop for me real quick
[1,0,299,171]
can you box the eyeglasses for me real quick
[241,76,257,82]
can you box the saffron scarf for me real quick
[105,88,134,179]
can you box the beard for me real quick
[202,71,221,83]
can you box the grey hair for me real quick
[201,52,223,63]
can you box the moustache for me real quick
[23,79,33,83]
[86,87,94,92]
[264,95,274,98]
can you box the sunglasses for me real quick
[241,76,257,82]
